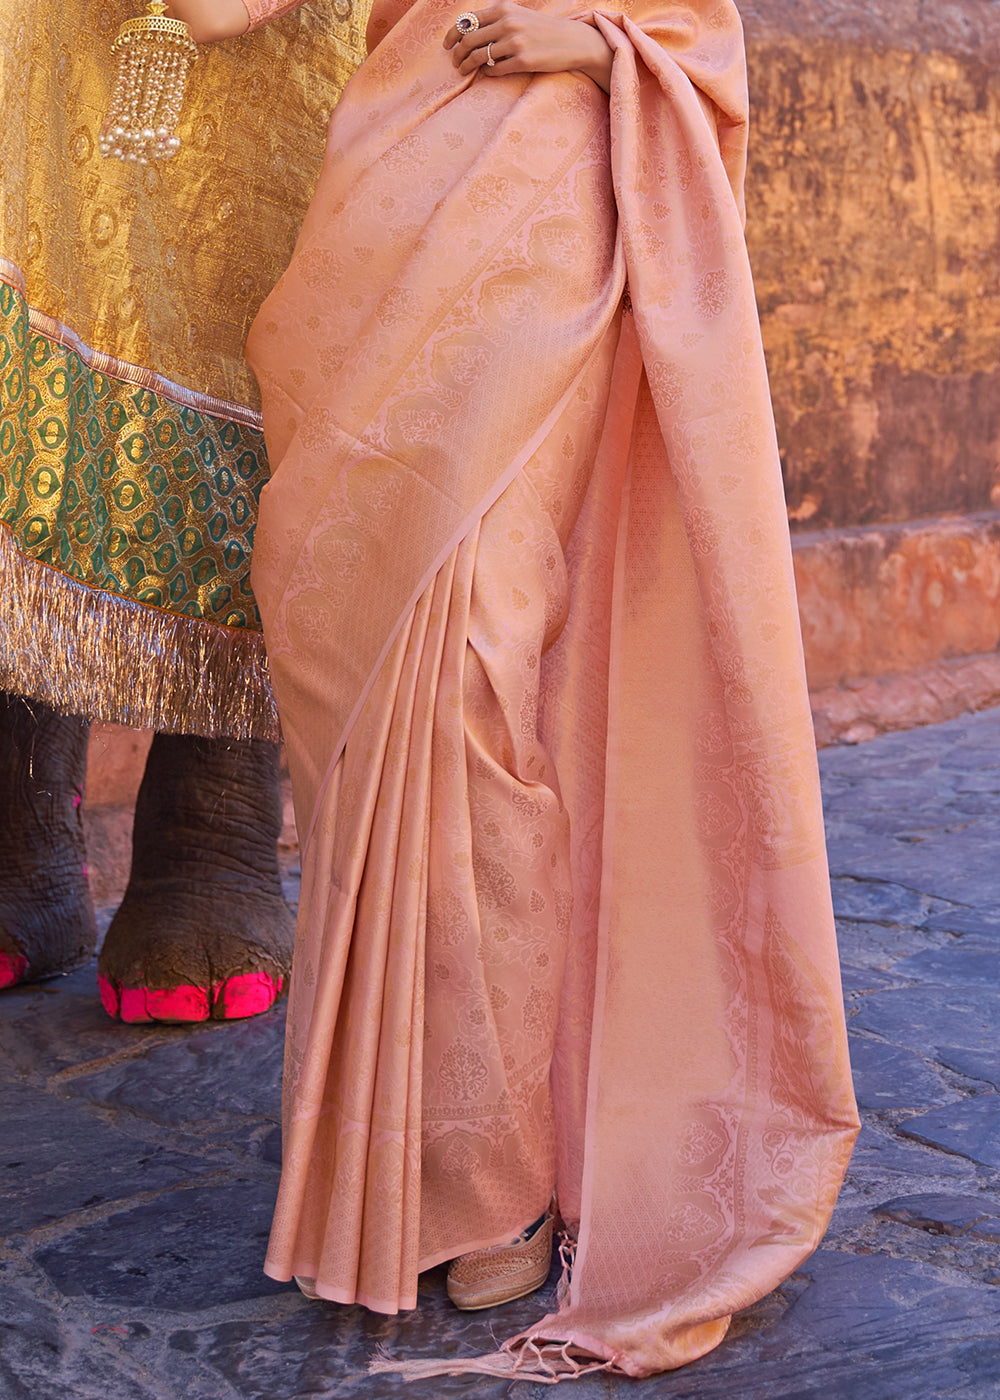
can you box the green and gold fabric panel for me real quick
[0,280,264,630]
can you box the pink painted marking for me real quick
[73,793,83,809]
[81,863,89,879]
[214,971,283,1019]
[98,972,282,1023]
[97,973,120,1018]
[0,951,29,990]
[119,983,211,1023]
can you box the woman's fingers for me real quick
[453,23,508,71]
[446,5,527,73]
[442,16,468,50]
[461,45,504,75]
[443,3,505,49]
[446,16,508,70]
[442,2,611,86]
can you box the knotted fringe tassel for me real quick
[554,1230,577,1308]
[0,523,279,740]
[369,1231,615,1384]
[369,1338,614,1384]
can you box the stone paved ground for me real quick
[4,710,1000,1399]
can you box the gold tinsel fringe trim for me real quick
[0,523,279,740]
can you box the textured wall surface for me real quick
[743,0,1000,531]
[793,512,1000,687]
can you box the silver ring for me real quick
[455,11,479,33]
[485,41,495,65]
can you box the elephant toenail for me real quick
[0,951,30,989]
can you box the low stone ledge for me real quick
[794,511,1000,690]
[811,649,1000,747]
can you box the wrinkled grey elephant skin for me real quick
[0,692,294,1022]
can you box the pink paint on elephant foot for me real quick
[0,951,30,989]
[98,971,283,1023]
[214,971,283,1018]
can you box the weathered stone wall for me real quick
[743,0,1000,531]
[794,512,1000,687]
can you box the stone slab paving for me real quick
[5,711,1000,1398]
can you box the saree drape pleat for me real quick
[247,0,860,1376]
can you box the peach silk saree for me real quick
[243,0,860,1378]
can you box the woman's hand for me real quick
[444,3,613,93]
[165,0,250,44]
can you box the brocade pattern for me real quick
[0,281,265,628]
[251,0,860,1377]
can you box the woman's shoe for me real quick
[446,1212,554,1311]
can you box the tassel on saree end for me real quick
[369,1338,613,1384]
[368,1346,521,1381]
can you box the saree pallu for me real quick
[246,0,860,1377]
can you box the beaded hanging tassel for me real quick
[99,0,198,164]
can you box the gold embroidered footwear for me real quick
[446,1213,554,1311]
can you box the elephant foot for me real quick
[96,732,295,1024]
[0,860,98,989]
[0,695,98,990]
[97,889,295,1024]
[0,916,95,990]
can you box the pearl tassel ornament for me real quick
[99,0,197,164]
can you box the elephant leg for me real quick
[0,693,98,987]
[97,733,295,1023]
